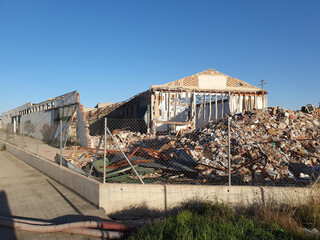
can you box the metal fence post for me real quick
[313,175,320,187]
[21,122,23,149]
[13,124,15,146]
[103,118,107,184]
[228,117,231,186]
[6,125,8,142]
[147,105,150,134]
[60,120,62,167]
[36,122,38,156]
[105,125,145,184]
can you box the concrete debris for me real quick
[301,104,315,114]
[62,107,320,185]
[67,152,93,168]
[301,228,320,237]
[182,106,320,184]
[90,131,159,151]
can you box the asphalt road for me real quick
[0,150,112,240]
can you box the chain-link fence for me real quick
[1,109,320,187]
[0,117,85,176]
[78,113,320,187]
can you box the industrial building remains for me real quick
[2,68,320,186]
[1,91,90,147]
[86,69,268,139]
[1,69,267,148]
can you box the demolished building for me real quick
[87,69,268,136]
[3,70,320,186]
[61,106,320,185]
[1,91,90,147]
[1,69,268,149]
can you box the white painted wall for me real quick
[198,75,226,89]
[76,106,89,147]
[20,110,53,139]
[1,103,32,127]
[1,91,79,142]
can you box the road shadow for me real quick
[46,179,84,216]
[109,203,166,220]
[0,191,17,240]
[50,214,111,224]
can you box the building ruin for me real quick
[86,69,268,137]
[1,91,90,147]
[1,68,268,148]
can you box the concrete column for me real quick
[151,92,155,135]
[192,92,196,129]
[13,117,16,134]
[215,94,218,122]
[221,93,224,118]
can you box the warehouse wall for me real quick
[0,91,87,145]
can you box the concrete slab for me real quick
[0,150,110,240]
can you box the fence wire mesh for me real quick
[77,110,320,186]
[0,118,83,175]
[1,106,320,186]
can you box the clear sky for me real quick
[0,0,319,114]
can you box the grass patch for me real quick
[244,199,320,239]
[129,202,298,240]
[294,201,320,230]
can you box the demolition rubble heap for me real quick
[186,107,320,184]
[64,107,320,185]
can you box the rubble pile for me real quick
[91,130,168,151]
[62,107,320,185]
[182,107,320,183]
[67,152,93,169]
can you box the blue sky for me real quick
[0,0,319,114]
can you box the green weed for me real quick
[129,202,294,240]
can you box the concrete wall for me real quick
[20,110,52,139]
[99,183,167,213]
[0,91,90,145]
[100,183,319,214]
[54,91,77,107]
[1,140,100,206]
[2,140,319,215]
[1,103,32,126]
[17,107,74,142]
[76,106,89,147]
